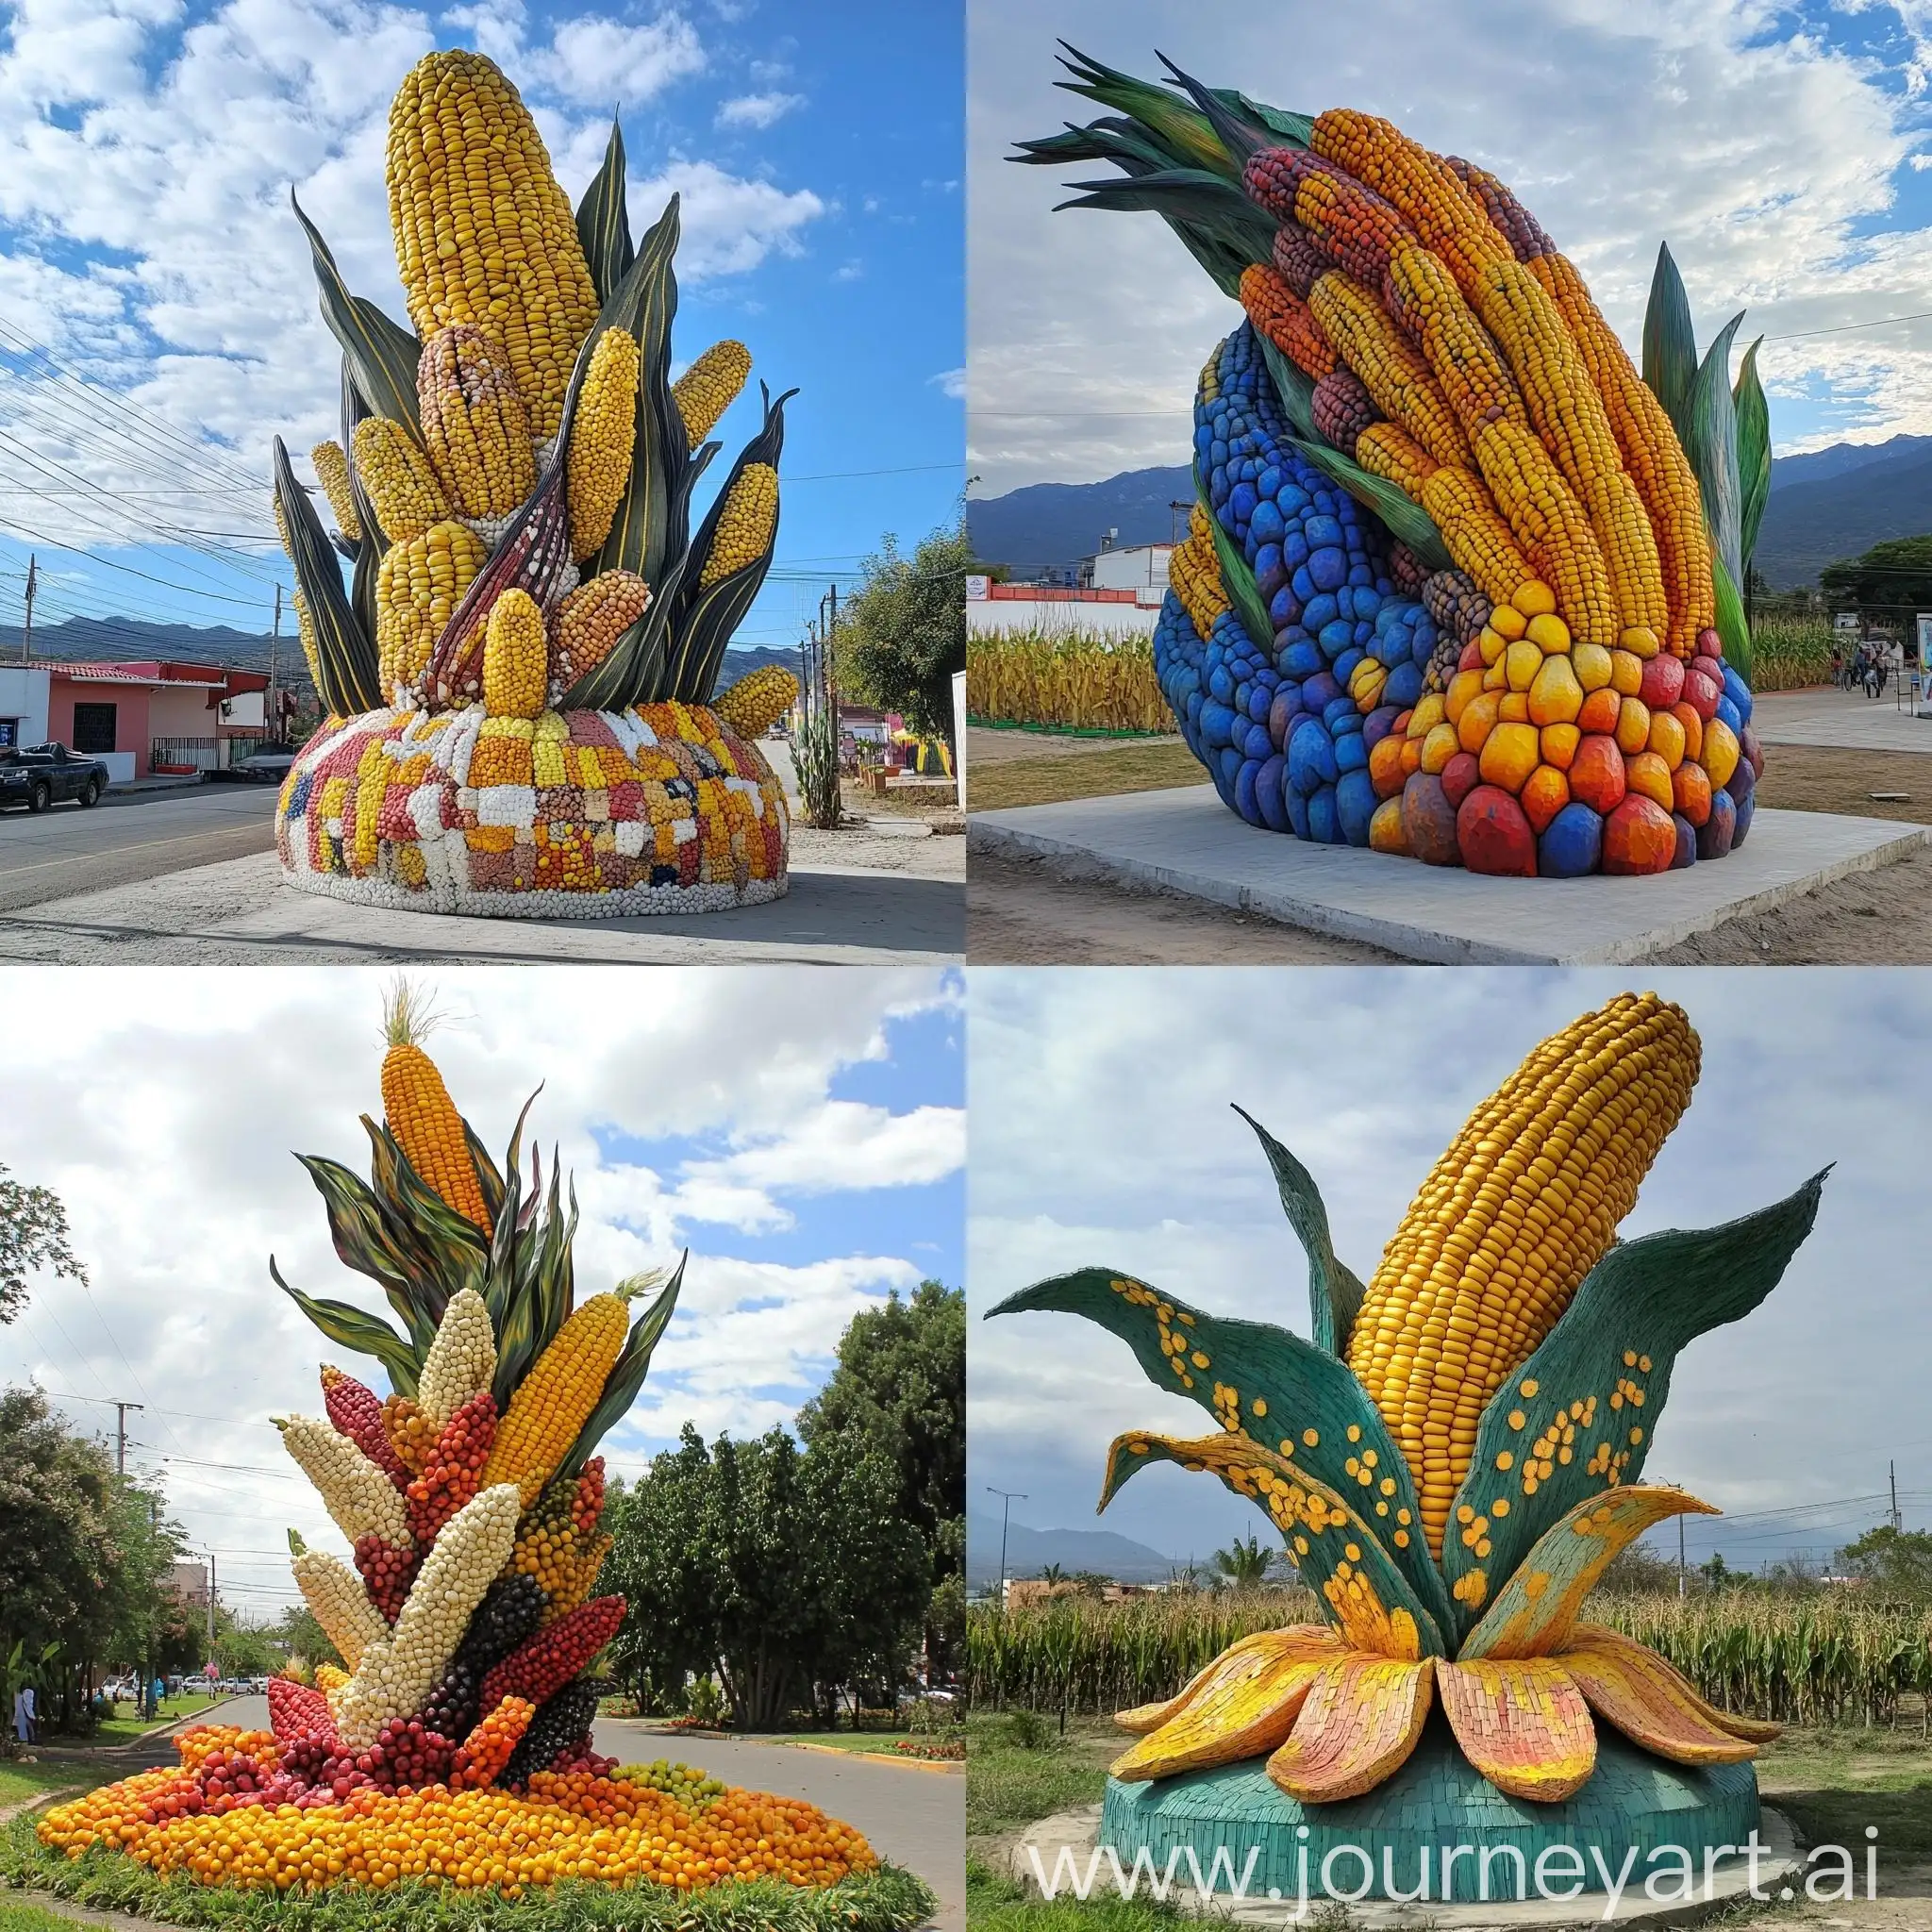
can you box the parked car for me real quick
[0,741,110,811]
[224,744,297,785]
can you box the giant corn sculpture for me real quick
[39,989,879,1901]
[274,50,799,915]
[992,993,1827,1901]
[1017,53,1770,877]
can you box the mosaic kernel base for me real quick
[275,701,789,918]
[1100,1720,1760,1903]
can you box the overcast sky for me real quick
[969,968,1931,1576]
[0,965,961,1628]
[969,0,1932,494]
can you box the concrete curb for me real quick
[1009,1801,1805,1928]
[775,1740,963,1775]
[970,792,1932,964]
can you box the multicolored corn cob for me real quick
[320,1365,410,1491]
[418,323,536,522]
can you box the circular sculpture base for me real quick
[1101,1719,1760,1904]
[276,701,789,917]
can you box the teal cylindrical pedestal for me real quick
[1099,1716,1761,1904]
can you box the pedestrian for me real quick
[22,1681,36,1744]
[11,1683,27,1745]
[153,1674,165,1721]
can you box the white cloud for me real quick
[0,3,821,547]
[716,90,805,129]
[968,0,1932,490]
[930,366,965,399]
[0,965,956,1612]
[970,968,1932,1569]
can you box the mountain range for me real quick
[0,614,800,692]
[965,1511,1184,1589]
[967,435,1932,591]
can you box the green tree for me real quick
[1212,1533,1276,1590]
[0,1162,88,1324]
[1819,535,1932,619]
[833,522,968,743]
[606,1424,928,1730]
[1840,1525,1932,1601]
[275,1606,344,1674]
[797,1281,964,1677]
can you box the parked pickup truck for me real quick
[0,741,111,811]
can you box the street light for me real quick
[986,1486,1026,1607]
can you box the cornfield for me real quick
[1750,616,1836,692]
[967,628,1175,735]
[968,1591,1932,1729]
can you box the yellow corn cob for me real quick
[418,1287,498,1433]
[1467,255,1669,637]
[352,417,451,543]
[1310,109,1512,303]
[375,521,487,701]
[1346,993,1700,1556]
[1384,245,1526,440]
[1355,422,1440,502]
[1529,252,1715,654]
[699,462,778,588]
[567,328,640,560]
[550,570,650,694]
[673,341,752,448]
[712,663,799,741]
[310,440,363,544]
[1309,272,1470,470]
[418,324,535,522]
[380,979,491,1230]
[1170,503,1229,638]
[275,1416,413,1549]
[1419,465,1535,608]
[1470,420,1619,646]
[481,1289,637,1505]
[382,1393,437,1477]
[288,1534,388,1673]
[385,50,599,443]
[335,1483,522,1750]
[482,587,547,720]
[314,1662,350,1694]
[273,495,326,695]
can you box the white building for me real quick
[1088,542,1173,592]
[965,575,1163,642]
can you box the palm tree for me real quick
[1037,1563,1066,1587]
[1212,1533,1276,1590]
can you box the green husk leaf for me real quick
[272,437,378,716]
[1099,1429,1444,1657]
[1439,1172,1827,1639]
[666,387,793,703]
[358,1115,488,1307]
[575,114,636,304]
[290,192,421,437]
[1641,242,1697,445]
[560,1257,686,1476]
[1688,310,1745,592]
[293,1154,437,1353]
[987,1266,1456,1634]
[269,1257,419,1395]
[1196,466,1277,657]
[1053,169,1279,260]
[1734,335,1771,574]
[561,545,695,711]
[1052,43,1237,175]
[1255,333,1319,441]
[1229,1107,1364,1357]
[585,196,692,595]
[1714,551,1754,688]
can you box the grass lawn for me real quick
[90,1693,229,1747]
[967,742,1201,815]
[1757,1725,1932,1864]
[0,1905,87,1932]
[0,1762,102,1810]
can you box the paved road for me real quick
[0,783,278,914]
[212,1698,960,1931]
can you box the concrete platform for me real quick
[1751,687,1932,754]
[1012,1802,1802,1928]
[969,787,1932,964]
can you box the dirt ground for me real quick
[967,741,1932,965]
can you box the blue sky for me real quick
[0,0,961,658]
[969,967,1932,1579]
[0,965,962,1623]
[970,0,1932,494]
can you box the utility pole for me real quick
[1678,1510,1688,1599]
[206,1553,216,1661]
[21,553,34,666]
[987,1486,1026,1608]
[268,585,281,741]
[1891,1459,1902,1533]
[1168,499,1191,545]
[112,1400,143,1476]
